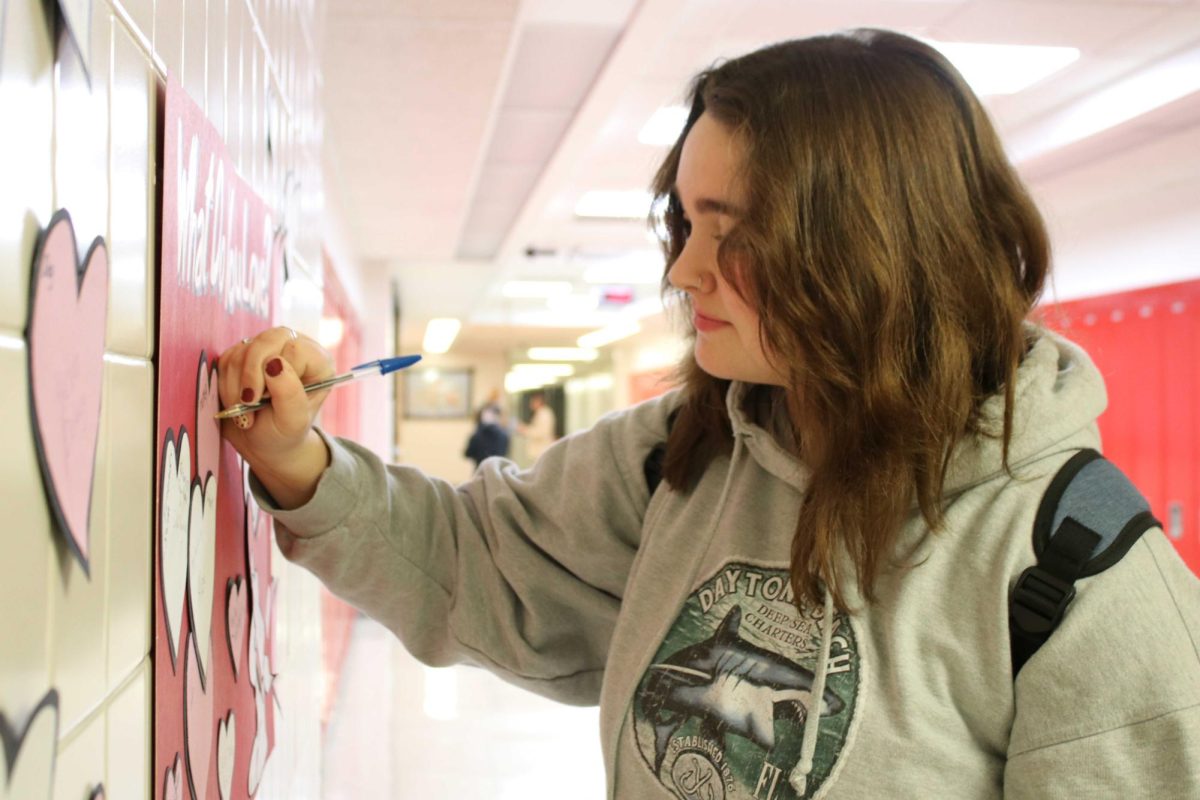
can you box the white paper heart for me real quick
[226,576,247,679]
[159,429,191,670]
[188,472,218,687]
[183,633,213,800]
[0,689,59,799]
[195,352,221,490]
[247,686,268,795]
[217,711,236,800]
[162,752,183,800]
[247,570,263,692]
[27,210,108,576]
[264,578,278,693]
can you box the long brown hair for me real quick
[652,29,1050,611]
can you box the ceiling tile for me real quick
[503,23,620,109]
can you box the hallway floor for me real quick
[322,615,606,797]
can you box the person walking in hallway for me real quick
[518,391,557,462]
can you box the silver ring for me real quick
[241,337,253,345]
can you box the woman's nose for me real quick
[668,245,710,293]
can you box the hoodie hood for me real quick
[723,327,1107,496]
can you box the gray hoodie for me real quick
[258,331,1200,798]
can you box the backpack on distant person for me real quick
[643,430,1160,677]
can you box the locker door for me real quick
[1042,279,1200,575]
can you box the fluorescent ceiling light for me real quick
[422,317,461,354]
[575,190,653,220]
[578,320,641,348]
[547,293,599,314]
[638,105,689,146]
[502,280,573,299]
[1010,45,1200,161]
[527,347,599,362]
[511,363,575,377]
[504,371,555,393]
[929,41,1079,95]
[581,251,664,285]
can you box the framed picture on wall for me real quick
[403,367,473,419]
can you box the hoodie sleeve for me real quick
[1004,531,1200,797]
[250,392,679,706]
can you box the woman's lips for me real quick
[694,312,728,332]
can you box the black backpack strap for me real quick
[1010,449,1161,676]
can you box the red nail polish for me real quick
[266,358,283,377]
[242,388,254,403]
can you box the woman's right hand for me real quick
[217,326,335,509]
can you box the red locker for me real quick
[1040,279,1200,575]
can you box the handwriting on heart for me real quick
[188,473,218,688]
[195,352,221,489]
[27,210,109,577]
[0,689,60,799]
[162,753,183,800]
[160,429,191,671]
[226,576,247,679]
[217,711,236,800]
[184,633,213,800]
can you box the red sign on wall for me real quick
[154,74,282,799]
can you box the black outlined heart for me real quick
[27,209,109,577]
[0,689,60,797]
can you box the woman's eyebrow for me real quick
[675,189,744,217]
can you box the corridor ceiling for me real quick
[320,0,1200,353]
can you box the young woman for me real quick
[220,28,1200,799]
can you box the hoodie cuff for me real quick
[246,427,359,538]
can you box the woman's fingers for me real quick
[217,339,251,411]
[218,326,334,433]
[260,355,313,439]
[238,326,298,409]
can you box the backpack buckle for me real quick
[1010,565,1076,636]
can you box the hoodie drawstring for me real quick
[792,587,835,795]
[693,419,833,796]
[707,435,745,544]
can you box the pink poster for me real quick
[155,74,281,799]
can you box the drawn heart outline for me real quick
[188,473,218,689]
[0,688,60,797]
[26,209,109,576]
[159,428,192,671]
[226,576,247,679]
[183,632,213,800]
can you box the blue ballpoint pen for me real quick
[214,354,422,419]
